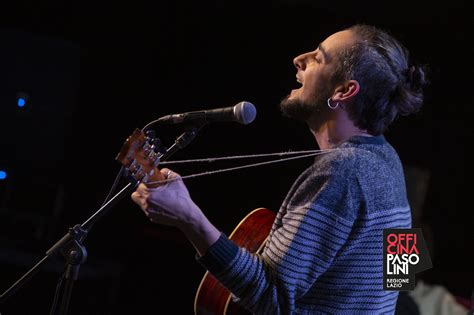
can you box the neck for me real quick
[307,109,372,150]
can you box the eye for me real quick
[313,51,321,63]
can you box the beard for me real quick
[279,85,333,122]
[279,97,323,122]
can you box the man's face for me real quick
[280,30,357,121]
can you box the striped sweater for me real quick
[198,135,412,314]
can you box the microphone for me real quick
[157,101,257,125]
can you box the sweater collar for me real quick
[346,135,386,145]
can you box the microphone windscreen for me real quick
[235,101,257,124]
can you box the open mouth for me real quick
[296,74,303,85]
[289,74,303,97]
[293,77,303,91]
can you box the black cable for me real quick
[100,166,125,208]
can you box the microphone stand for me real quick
[0,126,201,314]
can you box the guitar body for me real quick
[194,208,276,315]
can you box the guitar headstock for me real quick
[115,128,167,187]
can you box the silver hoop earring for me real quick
[327,98,339,110]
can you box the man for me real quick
[132,24,427,314]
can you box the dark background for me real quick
[0,0,472,314]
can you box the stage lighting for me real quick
[16,92,29,108]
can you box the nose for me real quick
[293,52,310,70]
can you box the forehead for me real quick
[320,30,357,54]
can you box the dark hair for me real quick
[332,24,428,135]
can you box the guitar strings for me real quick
[144,149,337,186]
[158,149,337,165]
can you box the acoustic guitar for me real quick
[116,129,276,315]
[194,207,275,315]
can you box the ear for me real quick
[332,80,360,103]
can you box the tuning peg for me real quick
[123,168,130,178]
[151,137,161,147]
[145,129,156,141]
[146,129,156,137]
[153,138,167,154]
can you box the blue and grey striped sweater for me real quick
[199,135,412,314]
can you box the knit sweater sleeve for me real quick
[197,152,358,314]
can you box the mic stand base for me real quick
[50,225,88,315]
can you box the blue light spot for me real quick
[18,98,26,107]
[0,171,7,180]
